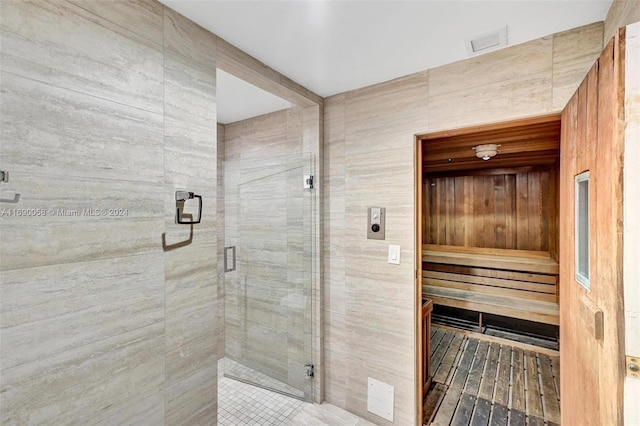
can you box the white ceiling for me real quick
[216,69,291,124]
[161,0,612,121]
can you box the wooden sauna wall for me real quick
[423,167,558,255]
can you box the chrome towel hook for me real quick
[175,191,202,224]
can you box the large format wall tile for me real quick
[552,23,604,110]
[68,0,164,43]
[0,73,164,183]
[165,302,219,386]
[0,0,163,113]
[344,287,414,424]
[161,4,220,419]
[0,254,164,371]
[428,72,553,131]
[165,119,217,187]
[605,0,640,43]
[0,323,164,425]
[164,6,217,69]
[227,109,303,160]
[165,250,217,319]
[164,51,217,130]
[323,95,346,344]
[429,36,552,97]
[0,172,163,270]
[323,310,348,407]
[342,147,414,203]
[552,63,597,111]
[93,391,165,426]
[553,23,603,70]
[165,365,218,426]
[345,72,429,153]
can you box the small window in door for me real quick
[575,171,590,290]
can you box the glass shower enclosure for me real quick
[223,153,314,401]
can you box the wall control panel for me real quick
[367,207,385,240]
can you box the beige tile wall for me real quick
[323,22,603,425]
[604,0,640,43]
[0,1,219,424]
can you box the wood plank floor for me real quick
[424,327,560,426]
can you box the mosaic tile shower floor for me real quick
[217,360,375,425]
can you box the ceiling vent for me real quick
[465,26,508,56]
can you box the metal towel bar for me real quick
[175,191,202,224]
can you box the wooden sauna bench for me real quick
[422,245,559,326]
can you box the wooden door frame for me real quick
[415,136,423,426]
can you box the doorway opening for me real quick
[415,114,562,425]
[215,41,323,423]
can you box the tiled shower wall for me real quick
[0,1,219,424]
[323,22,604,425]
[222,109,313,398]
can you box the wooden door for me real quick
[559,29,626,425]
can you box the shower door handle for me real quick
[224,246,236,272]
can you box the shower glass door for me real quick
[224,154,313,401]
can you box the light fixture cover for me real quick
[473,144,500,160]
[465,26,508,56]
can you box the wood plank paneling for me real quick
[494,175,506,249]
[454,177,466,246]
[527,173,543,250]
[422,262,558,285]
[422,270,556,294]
[516,173,529,250]
[423,278,557,303]
[423,247,559,275]
[473,176,486,248]
[424,170,557,252]
[421,118,560,173]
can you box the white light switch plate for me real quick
[367,377,394,422]
[388,245,400,265]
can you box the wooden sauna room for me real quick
[416,114,562,424]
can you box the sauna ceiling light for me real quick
[473,144,500,161]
